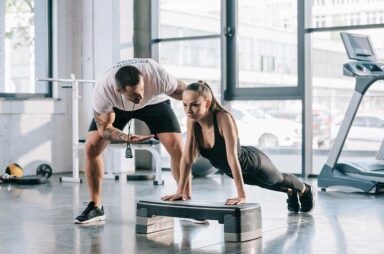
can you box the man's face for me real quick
[120,76,145,104]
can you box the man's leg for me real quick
[85,130,110,206]
[157,132,192,198]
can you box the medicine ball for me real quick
[192,156,217,177]
[5,163,24,177]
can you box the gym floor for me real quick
[0,172,383,254]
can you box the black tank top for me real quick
[195,111,260,175]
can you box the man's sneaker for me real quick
[299,184,314,212]
[74,201,105,224]
[287,190,300,212]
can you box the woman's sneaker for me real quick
[299,184,314,212]
[286,191,300,212]
[74,201,105,224]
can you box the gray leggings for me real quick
[241,148,304,193]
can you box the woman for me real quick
[162,81,314,212]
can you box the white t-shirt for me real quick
[92,58,178,113]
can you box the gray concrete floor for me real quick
[0,172,383,254]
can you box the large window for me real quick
[151,0,384,175]
[1,0,51,98]
[228,100,302,174]
[308,0,384,174]
[153,0,304,174]
[155,0,221,168]
[159,0,220,38]
[157,0,222,128]
[118,0,134,60]
[311,0,384,27]
[238,0,298,88]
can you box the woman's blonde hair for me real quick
[185,81,237,160]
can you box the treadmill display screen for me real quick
[341,32,376,61]
[349,35,374,57]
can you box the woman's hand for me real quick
[161,193,189,201]
[225,196,246,205]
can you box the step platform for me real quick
[136,200,262,242]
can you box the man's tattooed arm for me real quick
[94,111,129,143]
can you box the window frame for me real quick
[0,0,53,99]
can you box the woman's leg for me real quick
[242,147,314,212]
[244,147,305,193]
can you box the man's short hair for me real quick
[115,65,142,89]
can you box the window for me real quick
[1,0,52,98]
[228,100,302,174]
[118,0,134,60]
[309,29,384,174]
[159,0,220,38]
[312,0,384,27]
[238,0,298,88]
[155,0,221,169]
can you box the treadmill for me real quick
[318,32,384,193]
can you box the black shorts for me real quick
[88,100,181,134]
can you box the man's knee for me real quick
[85,132,108,158]
[86,143,102,158]
[168,141,183,159]
[158,133,183,157]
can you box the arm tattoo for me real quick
[94,111,129,143]
[94,111,107,129]
[103,127,129,143]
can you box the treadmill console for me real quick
[340,32,384,77]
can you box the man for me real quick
[74,58,190,224]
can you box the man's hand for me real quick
[128,134,154,144]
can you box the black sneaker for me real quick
[286,191,300,212]
[74,201,105,224]
[299,184,314,212]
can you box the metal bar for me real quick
[376,139,384,161]
[305,23,384,33]
[71,74,81,183]
[37,77,96,83]
[223,0,237,100]
[326,91,363,168]
[299,0,313,177]
[152,34,221,43]
[150,0,159,61]
[38,75,97,183]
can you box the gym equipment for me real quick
[136,200,262,242]
[38,75,96,183]
[78,138,163,184]
[36,164,53,178]
[5,163,24,177]
[318,32,384,193]
[124,139,164,185]
[0,174,49,185]
[191,156,217,177]
[1,162,52,185]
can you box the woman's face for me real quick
[182,90,210,121]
